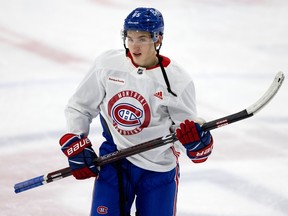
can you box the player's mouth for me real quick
[133,53,142,58]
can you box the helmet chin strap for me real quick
[124,41,129,56]
[155,43,178,97]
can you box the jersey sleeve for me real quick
[168,80,197,126]
[65,64,105,136]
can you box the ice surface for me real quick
[1,0,288,215]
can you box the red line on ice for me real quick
[0,26,89,64]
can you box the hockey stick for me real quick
[14,72,285,193]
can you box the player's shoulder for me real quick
[160,55,195,94]
[163,56,192,79]
[94,49,126,67]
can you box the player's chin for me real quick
[132,54,144,65]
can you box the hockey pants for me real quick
[90,158,179,216]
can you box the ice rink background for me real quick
[1,0,288,215]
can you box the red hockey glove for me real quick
[59,133,99,179]
[176,120,213,163]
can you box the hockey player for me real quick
[59,7,213,216]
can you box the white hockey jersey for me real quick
[65,49,197,172]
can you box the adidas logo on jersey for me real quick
[154,91,163,100]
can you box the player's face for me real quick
[126,31,159,68]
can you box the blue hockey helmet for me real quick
[123,7,164,42]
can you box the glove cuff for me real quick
[72,166,98,180]
[187,137,214,163]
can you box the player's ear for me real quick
[155,35,163,47]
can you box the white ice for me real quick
[1,0,288,215]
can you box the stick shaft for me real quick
[11,110,256,193]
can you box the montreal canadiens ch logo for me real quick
[108,90,151,135]
[112,103,143,127]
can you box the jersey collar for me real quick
[127,51,171,70]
